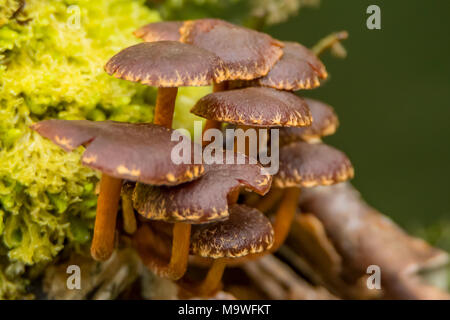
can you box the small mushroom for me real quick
[31,120,204,261]
[181,18,285,135]
[191,87,312,128]
[135,19,286,137]
[190,204,274,296]
[268,141,354,252]
[256,42,327,91]
[133,21,183,42]
[180,19,283,81]
[279,98,339,145]
[133,152,272,223]
[135,19,283,82]
[105,41,225,128]
[274,141,354,188]
[130,151,272,280]
[105,41,224,260]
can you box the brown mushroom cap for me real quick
[274,141,354,188]
[134,21,183,42]
[31,120,204,185]
[104,41,225,87]
[256,42,327,91]
[130,152,272,223]
[180,19,283,81]
[279,98,339,144]
[190,204,274,259]
[191,87,312,127]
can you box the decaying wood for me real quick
[241,254,337,300]
[43,247,141,300]
[288,213,342,276]
[140,267,179,299]
[296,182,450,299]
[279,242,376,299]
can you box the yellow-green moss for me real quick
[0,0,161,298]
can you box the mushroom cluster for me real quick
[31,18,357,298]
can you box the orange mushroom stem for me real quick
[255,188,284,213]
[270,187,301,252]
[121,192,137,235]
[195,259,227,296]
[91,174,123,261]
[134,222,192,280]
[202,81,228,146]
[154,87,178,128]
[137,85,192,280]
[168,223,192,279]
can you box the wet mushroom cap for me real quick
[130,152,272,223]
[134,21,183,42]
[31,120,204,185]
[180,19,283,81]
[191,87,312,127]
[256,42,327,91]
[279,98,339,144]
[104,41,225,87]
[274,141,354,188]
[190,204,274,259]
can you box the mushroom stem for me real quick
[168,222,192,280]
[256,188,284,213]
[154,87,178,128]
[91,174,123,261]
[196,259,227,296]
[134,223,191,280]
[202,82,227,146]
[227,188,240,204]
[233,124,268,160]
[312,31,348,57]
[149,87,191,280]
[121,193,137,234]
[271,187,301,252]
[213,81,228,92]
[202,119,222,146]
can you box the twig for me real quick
[312,31,348,57]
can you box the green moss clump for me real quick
[0,0,162,298]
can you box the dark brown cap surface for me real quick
[274,141,354,188]
[279,98,339,144]
[31,120,204,185]
[131,152,272,223]
[257,42,327,91]
[105,41,225,87]
[134,21,183,42]
[190,204,274,258]
[191,87,312,127]
[180,19,283,81]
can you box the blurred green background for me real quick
[266,0,450,231]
